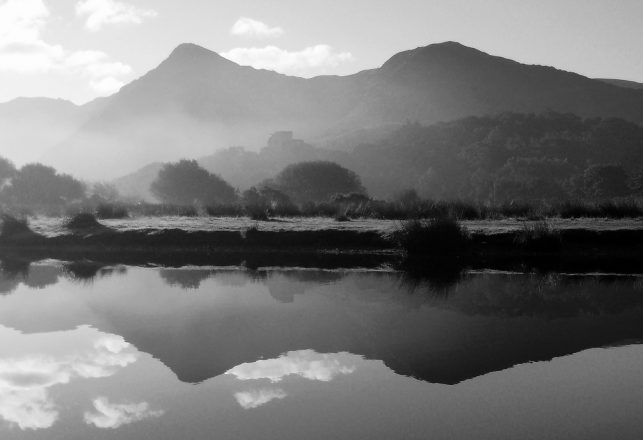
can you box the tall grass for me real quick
[395,217,471,256]
[6,197,643,221]
[513,221,562,252]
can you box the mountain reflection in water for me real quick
[0,260,642,439]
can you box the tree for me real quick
[90,182,120,203]
[2,163,85,207]
[0,156,16,187]
[583,164,630,199]
[268,161,365,204]
[150,160,236,205]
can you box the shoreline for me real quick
[1,227,642,274]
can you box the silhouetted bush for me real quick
[2,163,85,207]
[267,161,366,204]
[65,213,102,231]
[395,217,471,256]
[0,214,32,238]
[151,160,237,206]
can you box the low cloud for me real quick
[76,0,158,32]
[226,350,356,383]
[222,45,353,77]
[84,397,163,429]
[234,388,287,409]
[231,17,284,39]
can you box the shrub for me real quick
[65,213,102,230]
[395,217,471,256]
[0,214,32,238]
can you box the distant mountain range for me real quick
[2,41,643,180]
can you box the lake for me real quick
[0,261,642,439]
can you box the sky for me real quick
[1,0,642,104]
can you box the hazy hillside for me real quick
[114,113,643,202]
[597,78,643,90]
[13,41,643,180]
[0,98,88,166]
[113,131,349,201]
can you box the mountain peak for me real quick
[169,43,216,58]
[378,41,510,81]
[165,43,236,67]
[153,42,237,76]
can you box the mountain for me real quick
[597,78,643,90]
[18,42,643,179]
[0,98,88,166]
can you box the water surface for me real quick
[0,262,642,439]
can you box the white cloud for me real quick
[221,45,354,77]
[0,0,49,47]
[89,76,125,94]
[230,17,284,39]
[234,388,287,409]
[0,334,137,430]
[0,0,132,97]
[76,0,157,32]
[0,0,60,73]
[226,350,356,383]
[84,397,163,429]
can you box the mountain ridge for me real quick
[2,41,643,179]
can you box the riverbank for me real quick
[1,215,642,275]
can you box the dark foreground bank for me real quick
[1,215,642,275]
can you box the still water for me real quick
[0,261,642,439]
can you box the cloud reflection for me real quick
[226,350,356,383]
[84,397,163,428]
[0,333,137,430]
[234,388,287,409]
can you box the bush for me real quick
[0,214,32,238]
[395,217,471,256]
[65,213,102,230]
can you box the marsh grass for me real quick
[395,217,471,256]
[514,221,562,252]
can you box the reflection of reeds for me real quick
[513,221,562,252]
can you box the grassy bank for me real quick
[1,214,641,261]
[7,198,643,221]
